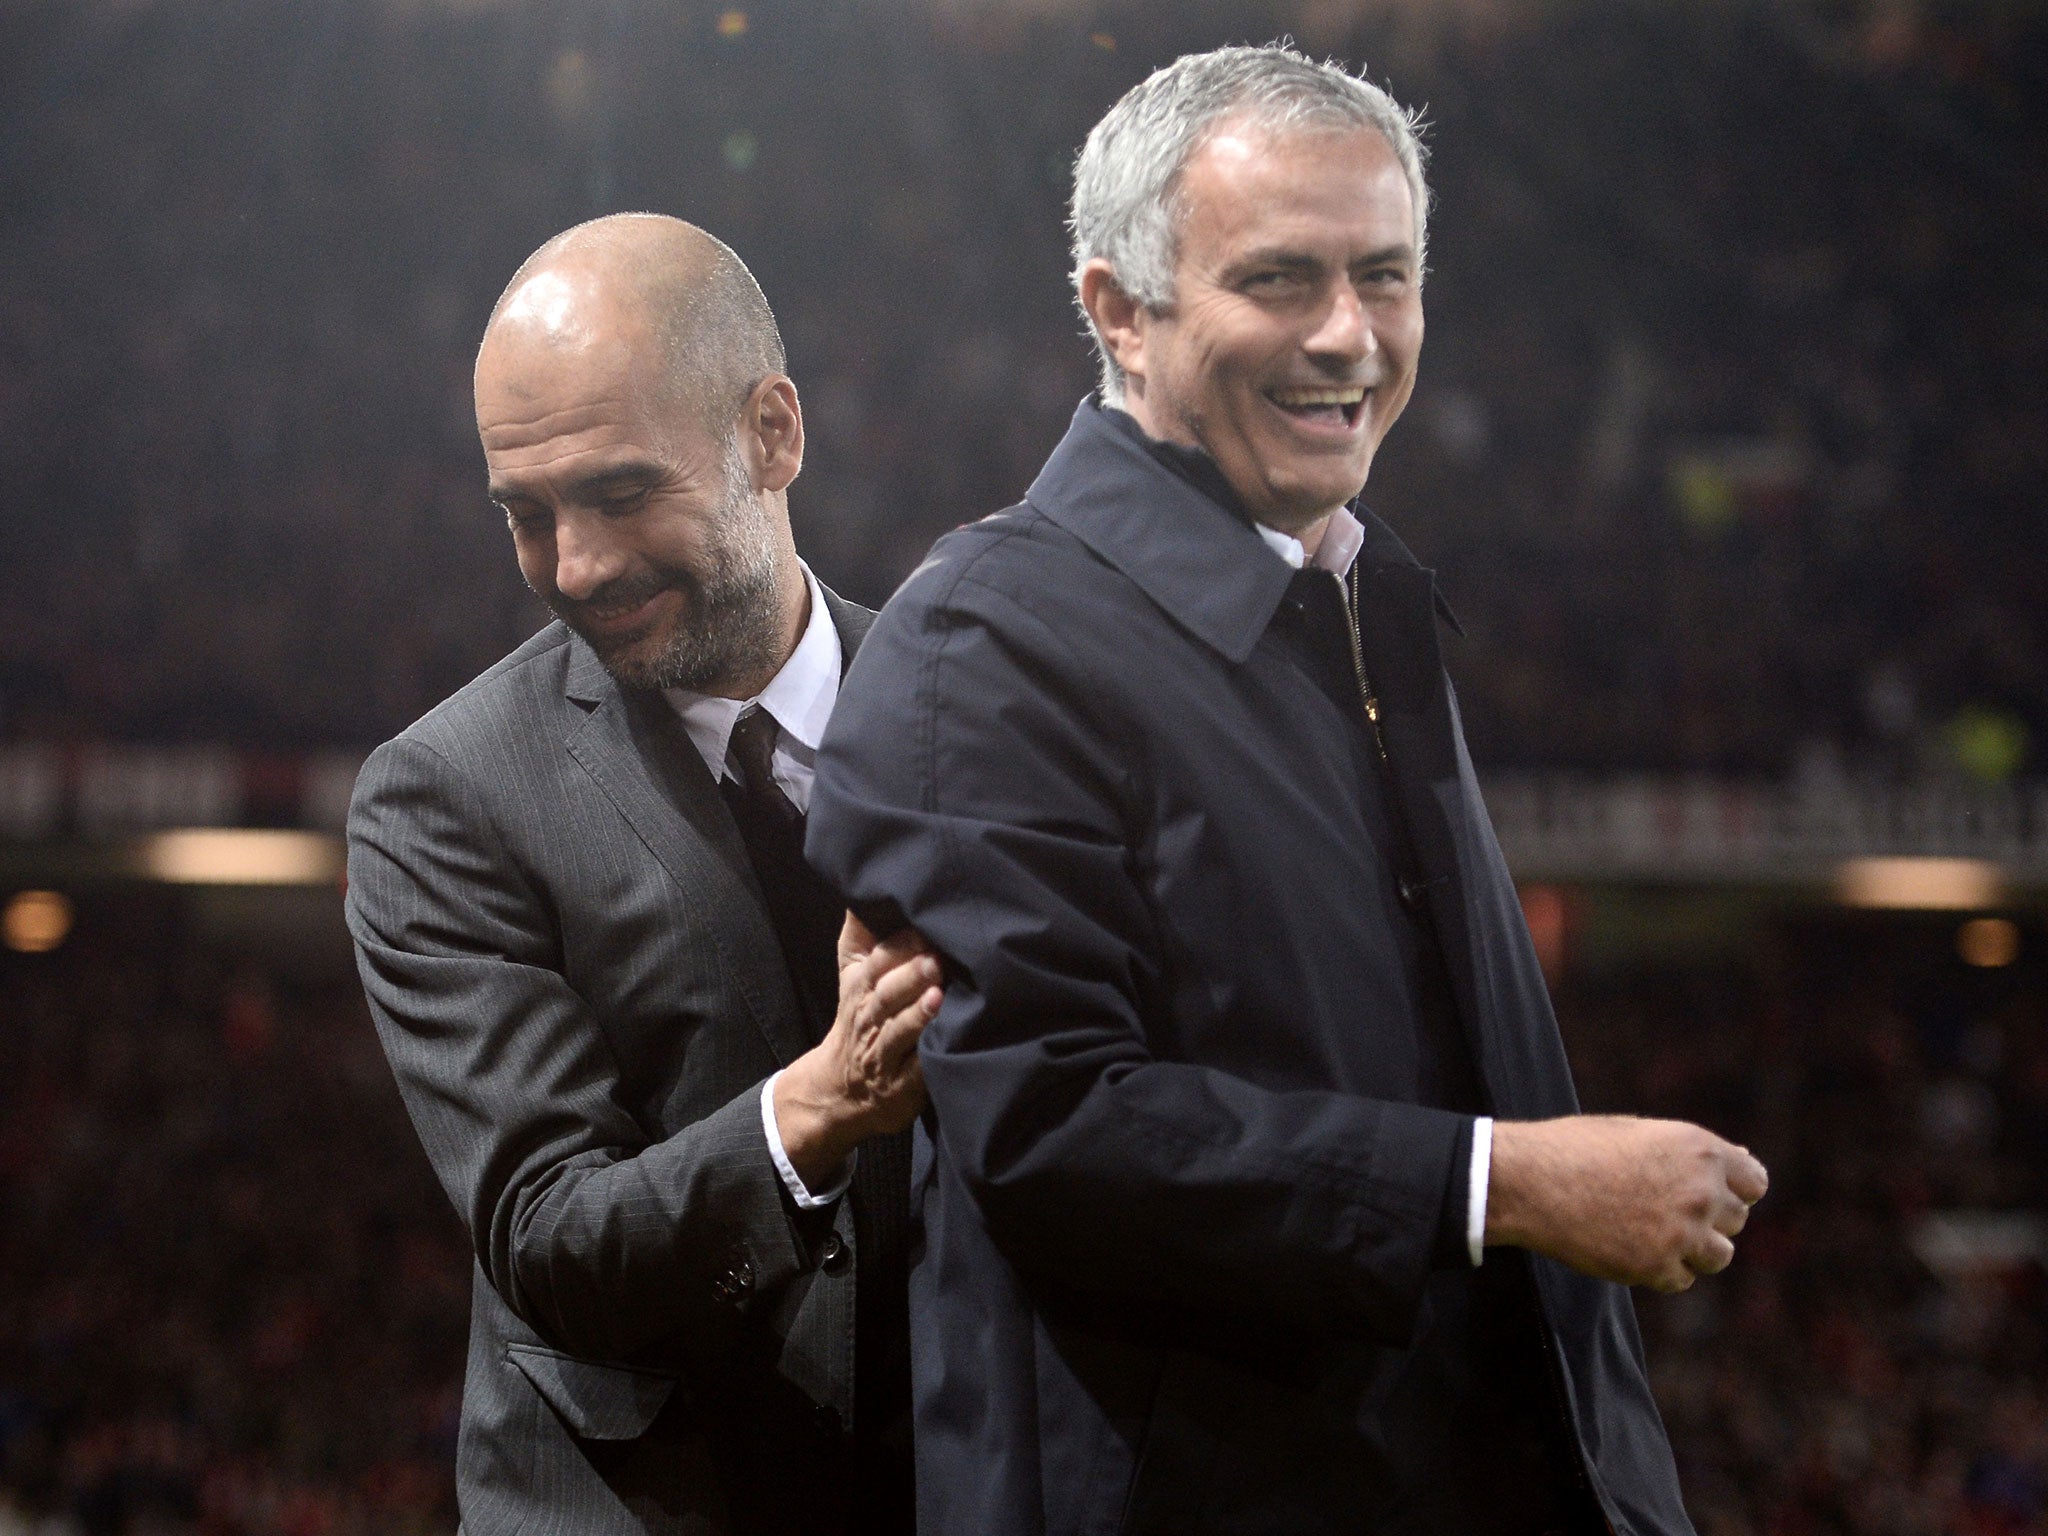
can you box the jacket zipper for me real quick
[1342,564,1390,767]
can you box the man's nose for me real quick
[1303,283,1374,364]
[551,514,627,602]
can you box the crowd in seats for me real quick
[0,891,2041,1535]
[1559,905,2048,1536]
[1,0,2042,775]
[0,2,2043,1529]
[0,899,462,1535]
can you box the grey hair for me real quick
[1069,44,1429,404]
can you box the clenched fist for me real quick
[1486,1115,1768,1292]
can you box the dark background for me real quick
[4,0,2043,775]
[1,2,2044,1533]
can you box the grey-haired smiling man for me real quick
[808,45,1765,1536]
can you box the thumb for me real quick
[837,910,876,973]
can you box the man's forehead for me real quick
[1194,112,1396,172]
[497,270,590,342]
[476,299,658,413]
[1180,119,1413,239]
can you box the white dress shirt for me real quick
[664,566,852,1210]
[1256,513,1494,1268]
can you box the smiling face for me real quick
[1098,119,1425,537]
[474,269,801,697]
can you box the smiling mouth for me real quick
[570,587,672,638]
[1266,384,1369,429]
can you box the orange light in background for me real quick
[4,890,73,953]
[1520,884,1570,985]
[717,10,748,37]
[1957,917,2021,969]
[1090,32,1116,50]
[138,830,344,885]
[1836,857,2006,911]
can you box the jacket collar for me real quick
[1025,399,1434,664]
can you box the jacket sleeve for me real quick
[346,731,816,1369]
[807,569,1465,1349]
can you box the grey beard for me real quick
[570,436,788,695]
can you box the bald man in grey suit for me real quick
[347,216,933,1536]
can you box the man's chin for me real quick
[565,617,671,689]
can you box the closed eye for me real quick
[598,489,651,516]
[498,501,551,534]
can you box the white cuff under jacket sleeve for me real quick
[760,1070,856,1209]
[1467,1115,1494,1267]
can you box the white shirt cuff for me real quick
[1467,1116,1493,1267]
[761,1070,855,1208]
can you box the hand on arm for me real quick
[808,579,1471,1345]
[1484,1114,1769,1292]
[772,914,941,1190]
[348,733,853,1363]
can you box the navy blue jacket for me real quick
[807,402,1691,1535]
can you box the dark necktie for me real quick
[719,705,913,1489]
[727,703,792,818]
[721,704,840,1036]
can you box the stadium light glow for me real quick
[137,830,345,886]
[4,889,74,953]
[1834,857,2005,911]
[1957,917,2022,968]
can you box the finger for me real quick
[1650,1263,1697,1295]
[861,954,941,1027]
[864,927,929,982]
[837,911,876,972]
[1712,1194,1751,1238]
[872,986,942,1067]
[1686,1230,1736,1277]
[1728,1150,1769,1206]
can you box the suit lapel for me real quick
[561,636,814,1068]
[555,585,878,1071]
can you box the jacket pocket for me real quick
[505,1343,678,1441]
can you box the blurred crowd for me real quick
[1561,906,2048,1536]
[1,0,2043,775]
[0,892,2041,1535]
[2,2,2045,1525]
[0,901,463,1536]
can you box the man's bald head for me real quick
[481,213,786,438]
[473,214,809,700]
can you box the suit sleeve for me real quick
[808,571,1465,1348]
[346,732,814,1368]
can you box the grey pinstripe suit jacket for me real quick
[347,593,881,1536]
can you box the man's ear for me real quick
[742,375,804,494]
[1078,259,1150,390]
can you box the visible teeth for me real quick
[1271,387,1367,407]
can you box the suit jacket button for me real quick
[714,1250,755,1304]
[818,1232,850,1274]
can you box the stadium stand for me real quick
[1,1,2043,1532]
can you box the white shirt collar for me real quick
[1255,505,1367,578]
[663,565,842,785]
